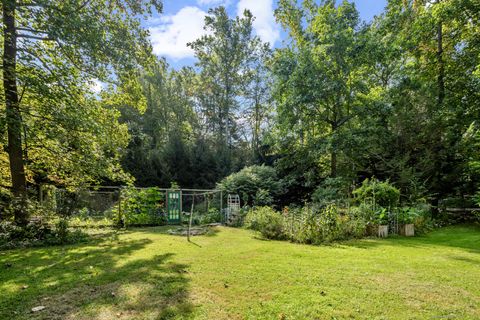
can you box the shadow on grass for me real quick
[338,224,480,254]
[132,225,221,238]
[0,236,193,320]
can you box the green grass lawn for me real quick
[1,225,479,320]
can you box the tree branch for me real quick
[16,27,49,34]
[17,34,54,41]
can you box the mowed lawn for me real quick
[1,225,479,320]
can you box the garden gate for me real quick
[167,190,182,224]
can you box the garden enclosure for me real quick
[38,185,224,227]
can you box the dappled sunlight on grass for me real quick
[1,225,479,319]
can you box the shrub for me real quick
[397,207,420,224]
[339,215,367,239]
[244,207,284,239]
[0,218,88,249]
[116,187,167,227]
[353,178,400,208]
[218,165,283,206]
[312,177,351,207]
[198,208,222,225]
[350,202,388,226]
[283,205,366,244]
[409,203,434,234]
[185,208,222,226]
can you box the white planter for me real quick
[378,225,388,238]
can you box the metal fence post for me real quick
[220,190,223,223]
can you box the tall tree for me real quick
[272,0,369,178]
[0,0,161,224]
[188,7,268,175]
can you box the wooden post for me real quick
[206,193,209,214]
[118,188,123,227]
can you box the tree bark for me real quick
[3,0,28,225]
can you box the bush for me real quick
[0,218,88,249]
[283,204,368,244]
[312,177,351,207]
[116,187,167,227]
[219,165,283,206]
[198,208,222,225]
[244,207,284,239]
[408,203,434,234]
[353,178,400,208]
[184,208,222,226]
[350,202,390,226]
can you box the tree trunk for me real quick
[3,1,28,225]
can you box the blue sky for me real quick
[146,1,388,69]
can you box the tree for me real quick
[188,7,269,175]
[242,42,273,160]
[0,0,162,225]
[272,0,369,179]
[364,0,480,201]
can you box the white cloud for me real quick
[197,0,227,5]
[149,6,209,60]
[237,0,280,46]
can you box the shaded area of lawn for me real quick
[0,234,193,320]
[1,225,479,319]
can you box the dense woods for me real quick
[1,0,479,225]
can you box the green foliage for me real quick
[198,208,222,225]
[219,165,283,206]
[405,203,435,235]
[245,204,367,244]
[397,207,420,224]
[272,0,369,178]
[312,177,351,207]
[117,187,167,227]
[0,0,163,196]
[244,207,284,240]
[283,205,366,244]
[187,7,271,176]
[69,216,113,228]
[0,218,88,249]
[184,208,222,226]
[353,179,400,208]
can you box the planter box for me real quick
[400,224,415,237]
[378,225,388,238]
[366,225,389,237]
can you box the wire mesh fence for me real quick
[38,185,224,227]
